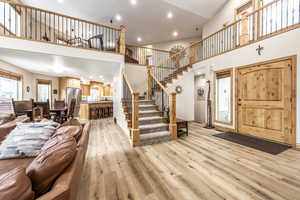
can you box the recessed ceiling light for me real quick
[57,0,64,3]
[115,14,122,21]
[173,31,178,37]
[137,37,142,42]
[130,0,137,5]
[167,12,173,19]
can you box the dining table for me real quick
[50,107,68,123]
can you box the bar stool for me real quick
[96,106,101,119]
[99,107,104,118]
[104,106,109,118]
[109,106,113,117]
[89,107,98,120]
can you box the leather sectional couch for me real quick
[0,119,91,200]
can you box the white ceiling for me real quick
[0,48,120,84]
[21,0,227,45]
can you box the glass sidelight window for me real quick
[215,69,232,124]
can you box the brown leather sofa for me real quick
[0,121,91,200]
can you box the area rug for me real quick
[213,132,290,155]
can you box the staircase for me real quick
[155,64,193,88]
[123,99,172,146]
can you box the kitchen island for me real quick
[80,101,113,120]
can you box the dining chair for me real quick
[12,99,34,118]
[67,98,76,119]
[60,98,76,123]
[34,99,50,119]
[54,99,66,109]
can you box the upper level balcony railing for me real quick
[158,0,300,73]
[0,0,125,54]
[125,44,172,66]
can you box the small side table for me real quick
[176,119,188,137]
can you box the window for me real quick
[87,88,100,101]
[215,69,232,125]
[0,2,21,35]
[37,79,51,103]
[0,70,21,100]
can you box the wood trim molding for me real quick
[214,125,236,133]
[36,79,52,104]
[213,68,234,126]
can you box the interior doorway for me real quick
[194,74,206,123]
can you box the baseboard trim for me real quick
[214,125,236,133]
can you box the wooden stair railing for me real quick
[125,45,171,66]
[0,0,125,54]
[158,0,300,71]
[148,67,177,140]
[122,71,140,146]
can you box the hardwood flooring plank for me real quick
[77,119,300,200]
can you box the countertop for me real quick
[80,101,113,104]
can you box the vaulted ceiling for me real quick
[22,0,227,45]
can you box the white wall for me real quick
[0,36,124,64]
[202,0,250,38]
[167,71,195,121]
[191,28,300,144]
[113,64,130,136]
[0,60,59,103]
[125,64,147,95]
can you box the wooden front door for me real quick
[236,57,296,145]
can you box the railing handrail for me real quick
[149,71,170,95]
[0,0,120,31]
[158,0,281,67]
[126,44,171,53]
[123,71,134,94]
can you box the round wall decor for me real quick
[175,85,183,94]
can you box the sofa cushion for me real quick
[26,135,77,196]
[42,134,75,152]
[0,122,56,159]
[59,119,82,127]
[0,167,35,200]
[0,113,15,126]
[52,126,82,141]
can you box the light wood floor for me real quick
[77,119,300,200]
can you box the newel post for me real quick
[189,44,196,65]
[131,92,140,146]
[147,66,153,100]
[169,92,177,140]
[119,25,126,55]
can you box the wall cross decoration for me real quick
[256,45,264,56]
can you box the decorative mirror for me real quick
[175,85,183,94]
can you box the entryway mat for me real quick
[213,132,290,155]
